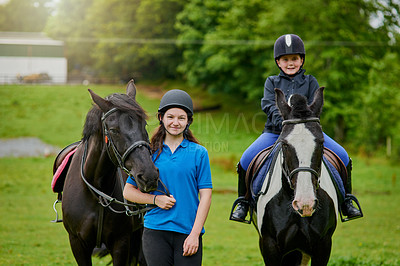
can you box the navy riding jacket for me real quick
[261,69,320,134]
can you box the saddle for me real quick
[51,141,81,193]
[244,145,348,201]
[323,147,348,187]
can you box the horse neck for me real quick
[84,135,117,190]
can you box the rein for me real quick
[280,117,321,190]
[80,107,170,216]
[80,140,156,216]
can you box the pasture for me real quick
[0,84,399,265]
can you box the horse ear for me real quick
[309,87,324,118]
[275,88,291,120]
[88,89,111,112]
[126,79,137,100]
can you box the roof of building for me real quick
[0,32,64,46]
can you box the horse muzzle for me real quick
[130,165,159,193]
[292,199,318,217]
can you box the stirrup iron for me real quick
[229,196,253,224]
[51,194,63,223]
[340,194,363,222]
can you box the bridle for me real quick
[281,117,320,126]
[280,117,322,190]
[102,107,151,175]
[80,107,169,217]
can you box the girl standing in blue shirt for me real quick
[230,34,361,222]
[123,89,212,266]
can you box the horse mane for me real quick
[82,93,148,141]
[288,94,313,119]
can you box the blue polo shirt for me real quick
[127,139,212,235]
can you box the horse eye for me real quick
[109,128,119,134]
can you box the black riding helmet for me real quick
[274,34,306,71]
[158,89,194,117]
[158,89,194,136]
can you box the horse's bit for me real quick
[281,117,321,190]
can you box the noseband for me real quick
[281,117,321,190]
[101,108,151,175]
[281,117,320,125]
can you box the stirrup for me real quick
[339,194,363,222]
[50,197,63,223]
[229,196,253,224]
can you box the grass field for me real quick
[0,84,399,265]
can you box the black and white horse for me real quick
[257,87,338,265]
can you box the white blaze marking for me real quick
[286,124,315,166]
[286,124,316,211]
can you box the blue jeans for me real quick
[239,132,349,170]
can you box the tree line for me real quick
[1,0,399,158]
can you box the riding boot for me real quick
[230,163,249,222]
[341,159,362,218]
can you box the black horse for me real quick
[61,80,159,265]
[256,87,338,265]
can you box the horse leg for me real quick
[260,236,282,266]
[108,235,132,266]
[310,238,332,266]
[131,228,146,266]
[68,234,94,266]
[105,224,144,266]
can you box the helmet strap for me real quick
[183,122,192,138]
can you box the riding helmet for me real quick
[158,89,193,116]
[274,34,306,60]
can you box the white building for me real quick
[0,32,67,84]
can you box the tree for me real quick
[175,0,236,90]
[357,52,400,158]
[0,0,52,32]
[45,0,95,74]
[86,0,184,80]
[300,0,391,141]
[46,0,183,81]
[176,0,399,142]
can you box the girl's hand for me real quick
[154,194,176,210]
[183,233,199,256]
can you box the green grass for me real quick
[0,84,399,265]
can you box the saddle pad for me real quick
[251,144,281,199]
[251,148,345,203]
[51,148,77,193]
[323,157,345,202]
